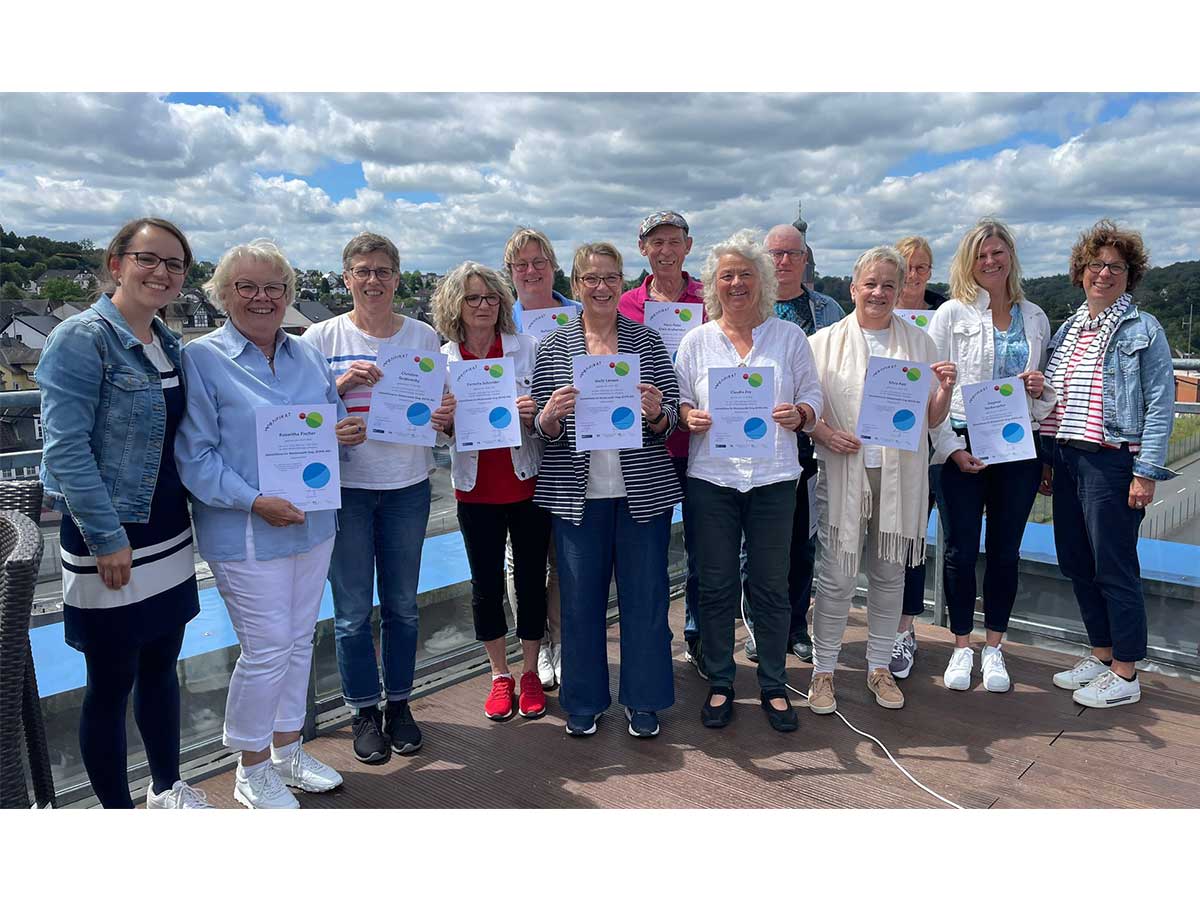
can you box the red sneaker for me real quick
[519,670,547,719]
[484,675,516,721]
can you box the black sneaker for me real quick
[685,635,709,681]
[351,706,390,764]
[384,700,423,755]
[791,630,813,663]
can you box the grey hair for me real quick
[204,239,297,312]
[342,232,401,271]
[852,245,908,287]
[431,261,517,344]
[700,229,778,321]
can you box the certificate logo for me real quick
[488,406,512,429]
[406,402,432,426]
[611,361,631,376]
[996,383,1015,396]
[676,308,693,322]
[555,313,569,326]
[742,372,764,388]
[302,462,331,489]
[914,314,928,327]
[415,356,435,373]
[483,363,504,378]
[611,406,635,430]
[892,408,917,431]
[299,411,323,428]
[743,417,767,440]
[901,366,922,382]
[1002,422,1025,443]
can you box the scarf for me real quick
[1044,294,1131,441]
[809,315,936,575]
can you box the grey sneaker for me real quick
[889,629,916,679]
[744,631,759,662]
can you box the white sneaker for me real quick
[943,647,974,691]
[980,645,1011,693]
[1053,655,1110,690]
[537,642,557,689]
[1073,670,1141,709]
[235,762,300,809]
[551,641,562,684]
[272,741,343,793]
[146,780,211,809]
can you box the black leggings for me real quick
[78,626,186,808]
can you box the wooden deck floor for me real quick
[198,606,1200,809]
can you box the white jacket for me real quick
[439,331,544,493]
[927,289,1058,463]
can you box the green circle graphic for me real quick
[488,364,504,378]
[614,361,630,376]
[906,368,922,382]
[747,373,763,388]
[418,357,435,373]
[999,383,1014,396]
[305,411,323,428]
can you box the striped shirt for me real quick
[531,313,683,524]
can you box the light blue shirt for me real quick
[175,321,346,562]
[993,302,1029,380]
[511,290,581,332]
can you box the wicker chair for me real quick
[0,480,55,808]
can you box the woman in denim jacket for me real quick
[1042,220,1176,710]
[37,218,208,808]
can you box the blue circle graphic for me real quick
[302,462,330,489]
[611,406,635,430]
[406,402,432,426]
[1002,422,1025,443]
[743,417,768,440]
[488,406,512,429]
[892,409,917,431]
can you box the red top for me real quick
[454,333,537,504]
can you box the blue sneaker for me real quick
[565,713,599,736]
[625,707,660,738]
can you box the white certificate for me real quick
[894,308,932,330]
[448,358,522,452]
[522,305,579,340]
[707,366,775,458]
[645,301,704,359]
[255,403,341,512]
[368,346,447,446]
[572,353,642,451]
[856,355,931,453]
[962,377,1037,464]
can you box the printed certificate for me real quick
[448,358,522,452]
[855,356,931,453]
[368,346,447,446]
[645,301,704,359]
[961,377,1037,464]
[707,366,775,459]
[572,353,642,451]
[894,308,932,330]
[522,305,579,340]
[255,403,341,511]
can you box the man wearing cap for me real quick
[619,211,708,680]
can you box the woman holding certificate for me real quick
[431,262,551,722]
[927,219,1056,694]
[808,247,956,714]
[674,230,822,733]
[531,241,681,739]
[176,239,366,809]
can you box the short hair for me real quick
[764,223,807,252]
[852,246,908,287]
[342,232,400,271]
[503,227,559,273]
[1068,219,1149,292]
[894,235,933,267]
[949,217,1024,304]
[431,261,516,344]
[204,239,297,312]
[700,229,778,321]
[100,217,193,297]
[570,242,623,287]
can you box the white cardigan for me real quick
[439,331,544,493]
[927,289,1057,463]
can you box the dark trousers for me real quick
[553,500,674,716]
[670,456,701,640]
[78,625,186,808]
[691,477,796,692]
[1052,443,1148,662]
[938,437,1042,636]
[901,464,942,617]
[457,499,551,642]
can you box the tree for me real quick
[553,268,572,298]
[1,282,24,300]
[40,278,85,302]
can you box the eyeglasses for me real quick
[579,274,623,288]
[1087,261,1128,275]
[234,281,288,301]
[348,266,397,282]
[908,264,932,276]
[767,250,805,261]
[464,293,502,308]
[510,258,549,273]
[122,252,187,275]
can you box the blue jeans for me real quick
[329,480,431,709]
[553,499,674,716]
[670,456,701,640]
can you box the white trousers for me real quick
[812,466,905,674]
[210,525,335,752]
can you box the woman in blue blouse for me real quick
[176,240,366,809]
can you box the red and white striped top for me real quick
[1042,330,1139,452]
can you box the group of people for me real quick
[36,209,1176,808]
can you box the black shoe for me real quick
[351,706,391,764]
[384,700,424,755]
[760,689,799,732]
[791,631,813,663]
[701,686,735,728]
[685,635,709,681]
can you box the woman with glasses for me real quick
[531,242,681,739]
[177,239,368,808]
[299,233,453,766]
[1043,221,1175,709]
[431,262,550,722]
[37,218,209,808]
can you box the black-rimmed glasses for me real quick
[579,274,622,288]
[234,281,288,301]
[348,266,397,282]
[1087,261,1128,275]
[464,293,502,308]
[122,251,187,275]
[767,250,805,261]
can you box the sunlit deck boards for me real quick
[197,606,1200,809]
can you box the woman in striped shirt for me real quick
[531,242,682,739]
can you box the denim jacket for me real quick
[810,289,847,330]
[37,294,184,555]
[1045,303,1177,481]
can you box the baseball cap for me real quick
[638,211,689,239]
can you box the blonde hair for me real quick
[431,261,516,344]
[949,218,1024,304]
[503,227,560,272]
[894,235,933,267]
[569,242,623,288]
[204,239,296,312]
[852,246,908,286]
[700,229,778,321]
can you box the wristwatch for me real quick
[647,409,666,426]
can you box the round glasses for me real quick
[234,281,288,301]
[511,258,549,273]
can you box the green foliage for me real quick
[622,269,648,294]
[553,267,572,298]
[1,262,30,287]
[40,277,86,302]
[1,282,24,300]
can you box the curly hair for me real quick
[1068,219,1149,291]
[700,229,778,321]
[431,261,516,343]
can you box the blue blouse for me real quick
[993,303,1029,380]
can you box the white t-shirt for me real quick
[861,327,892,469]
[585,449,627,499]
[300,313,441,490]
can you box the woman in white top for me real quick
[675,230,822,733]
[808,247,956,715]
